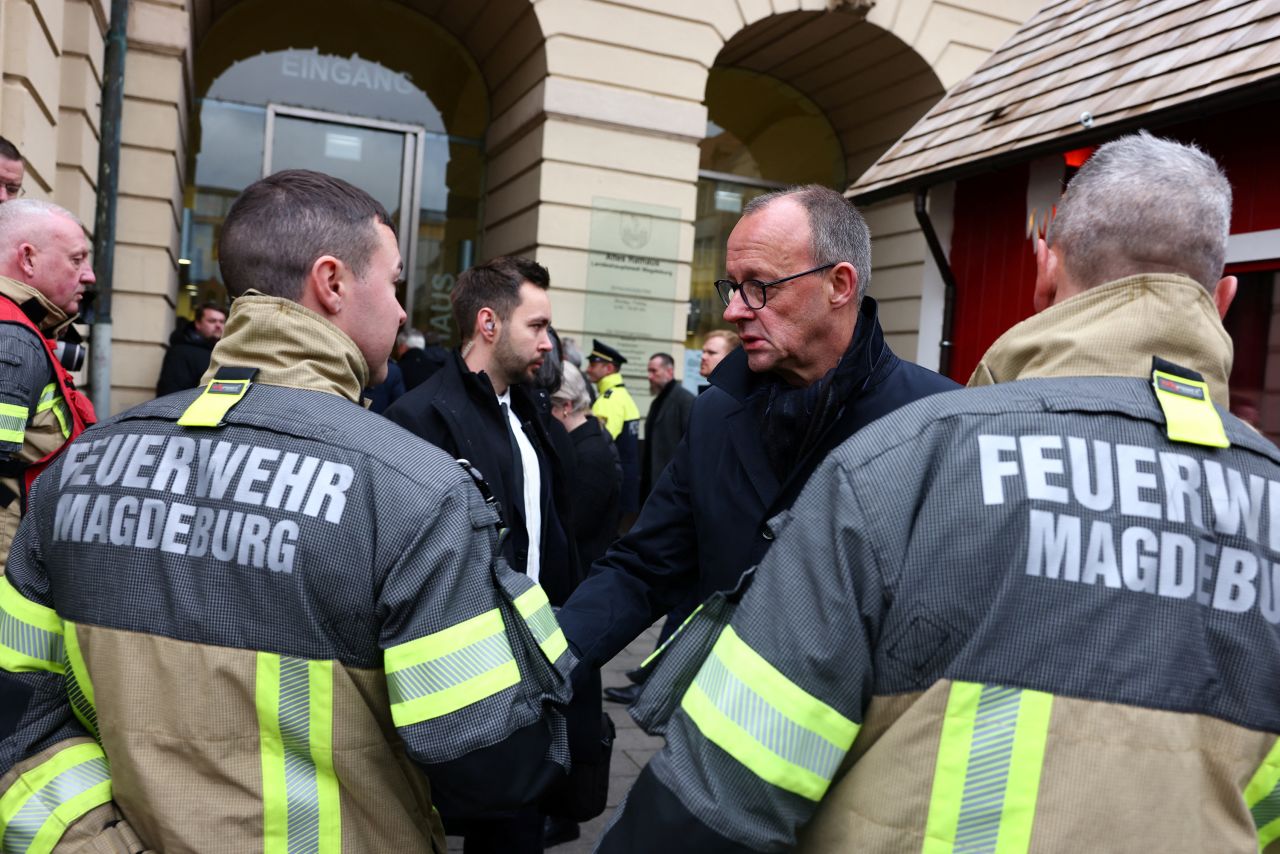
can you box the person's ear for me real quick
[18,242,36,279]
[302,254,345,316]
[477,308,498,340]
[829,261,857,308]
[1212,274,1237,320]
[1032,238,1060,313]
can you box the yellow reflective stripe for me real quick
[385,609,504,673]
[257,653,286,852]
[922,682,1053,854]
[642,600,705,668]
[310,661,341,854]
[62,622,98,740]
[680,625,858,802]
[1246,737,1280,848]
[385,608,519,726]
[256,654,340,854]
[0,400,27,444]
[1152,370,1229,448]
[0,575,64,674]
[34,384,68,438]
[0,741,112,854]
[513,584,568,663]
[177,378,252,428]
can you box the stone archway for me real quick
[704,0,1039,365]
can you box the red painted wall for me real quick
[946,98,1280,383]
[947,162,1037,382]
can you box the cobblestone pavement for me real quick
[447,622,665,852]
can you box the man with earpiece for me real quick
[386,255,580,854]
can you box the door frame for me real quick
[263,104,428,319]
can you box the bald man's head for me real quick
[0,200,95,315]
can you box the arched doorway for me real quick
[694,8,946,368]
[690,67,845,349]
[187,0,493,342]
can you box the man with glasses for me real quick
[0,137,23,203]
[557,185,957,707]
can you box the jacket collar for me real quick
[710,296,893,404]
[201,292,369,402]
[442,347,539,418]
[969,274,1233,408]
[0,275,75,337]
[597,372,627,394]
[710,296,896,507]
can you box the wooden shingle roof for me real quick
[850,0,1280,203]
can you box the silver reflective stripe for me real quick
[0,610,63,668]
[3,755,110,851]
[64,651,98,739]
[954,685,1022,853]
[693,650,845,781]
[386,631,514,705]
[279,657,320,853]
[0,411,25,434]
[524,601,558,648]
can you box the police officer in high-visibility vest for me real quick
[585,338,640,520]
[0,170,573,852]
[601,134,1280,852]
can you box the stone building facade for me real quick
[2,0,1040,413]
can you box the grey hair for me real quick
[1048,131,1232,291]
[741,184,872,301]
[0,199,83,246]
[553,361,593,414]
[397,327,426,349]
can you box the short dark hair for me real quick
[650,353,675,370]
[451,256,550,340]
[742,184,872,301]
[194,302,226,323]
[0,136,20,163]
[218,169,394,300]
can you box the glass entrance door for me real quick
[264,105,426,315]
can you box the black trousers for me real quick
[455,808,544,854]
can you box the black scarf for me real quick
[748,318,875,482]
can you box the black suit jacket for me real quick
[385,350,581,604]
[641,380,694,500]
[557,297,962,668]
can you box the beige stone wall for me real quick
[0,0,189,414]
[513,0,1042,398]
[859,0,1039,367]
[0,0,105,393]
[0,0,1039,414]
[2,0,106,214]
[110,0,188,413]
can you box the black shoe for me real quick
[603,683,642,704]
[624,667,645,684]
[544,816,581,847]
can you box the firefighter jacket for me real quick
[600,275,1280,852]
[0,293,574,853]
[591,372,640,515]
[0,275,94,566]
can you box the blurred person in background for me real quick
[155,301,225,396]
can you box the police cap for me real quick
[587,339,626,366]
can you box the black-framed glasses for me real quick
[714,262,836,310]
